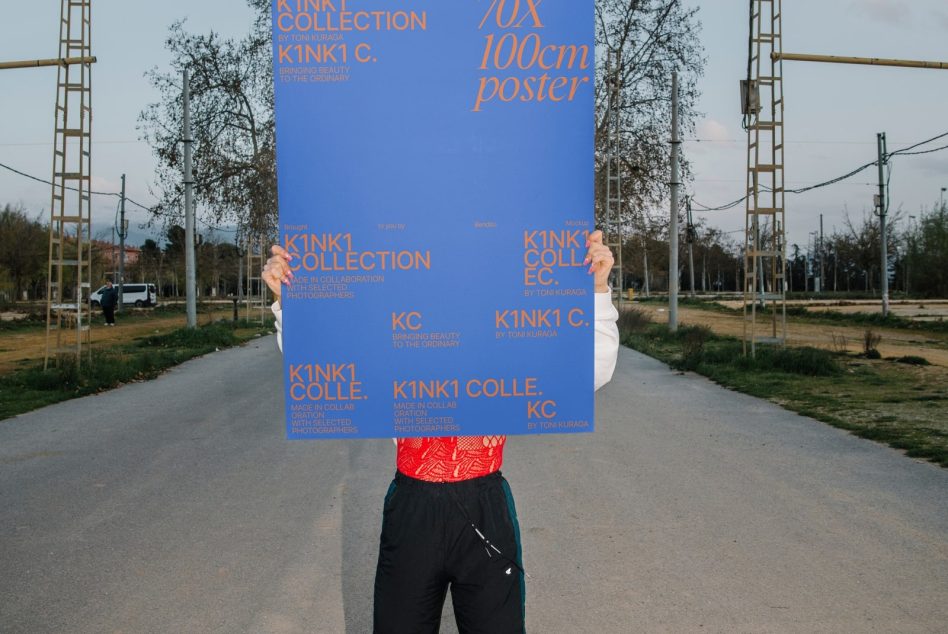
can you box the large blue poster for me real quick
[272,0,595,439]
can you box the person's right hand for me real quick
[262,244,295,303]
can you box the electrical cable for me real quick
[691,196,747,212]
[0,160,237,233]
[890,143,948,157]
[691,131,948,211]
[887,130,948,157]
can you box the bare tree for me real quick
[595,0,705,231]
[138,0,275,240]
[140,0,702,252]
[832,207,902,294]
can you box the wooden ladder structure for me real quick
[244,235,269,324]
[604,49,625,307]
[743,0,787,356]
[45,0,95,369]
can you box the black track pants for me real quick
[373,471,525,634]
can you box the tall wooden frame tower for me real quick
[743,0,787,356]
[604,49,625,307]
[45,0,95,369]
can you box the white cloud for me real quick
[695,118,733,142]
[850,0,912,26]
[90,175,121,195]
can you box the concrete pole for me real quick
[117,174,126,311]
[819,213,824,294]
[642,245,650,297]
[685,196,704,299]
[183,69,197,328]
[688,242,695,298]
[686,197,695,298]
[877,132,889,317]
[668,72,680,332]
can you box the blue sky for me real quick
[1,0,946,251]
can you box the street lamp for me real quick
[940,187,946,208]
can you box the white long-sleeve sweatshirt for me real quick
[272,292,620,390]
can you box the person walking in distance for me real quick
[100,278,118,326]
[262,231,620,633]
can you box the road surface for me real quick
[1,337,946,633]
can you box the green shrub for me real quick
[761,346,841,376]
[700,340,747,366]
[141,323,239,349]
[15,360,81,391]
[896,355,930,366]
[678,325,713,369]
[863,329,882,357]
[617,308,653,338]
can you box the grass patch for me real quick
[786,306,948,333]
[0,320,273,420]
[619,312,948,468]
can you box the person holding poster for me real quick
[264,232,619,633]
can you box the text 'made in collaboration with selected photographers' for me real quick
[272,0,595,439]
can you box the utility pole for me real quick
[787,257,792,293]
[686,196,696,298]
[642,243,650,298]
[833,242,839,293]
[183,69,197,328]
[668,71,680,332]
[237,238,244,305]
[118,173,127,311]
[877,132,889,317]
[818,213,824,294]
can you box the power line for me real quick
[888,130,948,156]
[0,159,238,233]
[684,138,900,145]
[890,142,948,157]
[1,159,136,201]
[691,195,745,212]
[0,140,145,147]
[690,131,948,211]
[784,161,876,194]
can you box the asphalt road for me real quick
[1,337,946,633]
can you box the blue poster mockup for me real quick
[272,0,595,439]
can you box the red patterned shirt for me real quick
[396,436,506,482]
[273,293,619,483]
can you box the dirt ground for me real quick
[0,307,242,374]
[5,301,947,370]
[634,302,948,367]
[716,298,948,322]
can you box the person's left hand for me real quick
[585,230,614,294]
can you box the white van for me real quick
[90,283,158,308]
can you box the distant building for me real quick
[93,240,141,273]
